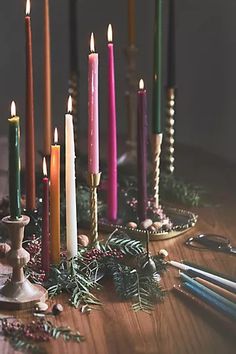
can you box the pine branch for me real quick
[46,257,101,309]
[7,337,45,354]
[105,233,144,256]
[106,258,138,299]
[132,273,164,313]
[43,321,85,343]
[160,173,204,206]
[106,257,165,313]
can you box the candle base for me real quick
[88,173,101,248]
[0,215,47,310]
[152,133,163,208]
[163,87,176,174]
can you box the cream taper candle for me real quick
[65,96,78,258]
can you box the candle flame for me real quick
[54,128,58,144]
[90,33,95,53]
[67,95,72,114]
[11,101,16,117]
[26,0,31,15]
[139,79,144,90]
[107,24,113,42]
[43,157,47,176]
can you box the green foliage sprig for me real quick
[46,256,102,309]
[43,321,85,342]
[0,318,85,354]
[160,173,204,206]
[25,230,166,314]
[105,254,166,314]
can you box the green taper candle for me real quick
[8,101,21,220]
[152,0,163,134]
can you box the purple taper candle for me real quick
[137,79,148,221]
[107,24,118,221]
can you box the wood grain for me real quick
[1,148,236,354]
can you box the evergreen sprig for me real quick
[43,321,85,343]
[1,318,85,354]
[106,255,166,313]
[106,259,138,300]
[160,173,204,206]
[25,230,166,314]
[132,273,165,313]
[103,232,144,255]
[46,256,102,309]
[5,337,45,354]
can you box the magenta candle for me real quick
[107,25,117,221]
[137,79,148,222]
[42,157,50,275]
[88,33,99,174]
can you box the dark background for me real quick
[0,0,236,163]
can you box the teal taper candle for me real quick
[8,101,21,220]
[152,0,163,134]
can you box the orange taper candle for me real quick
[43,0,52,156]
[50,128,60,264]
[25,0,36,211]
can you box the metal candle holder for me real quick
[118,45,138,167]
[164,87,176,174]
[0,215,47,310]
[88,173,101,248]
[152,133,163,208]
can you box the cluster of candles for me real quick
[7,0,171,271]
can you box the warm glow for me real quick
[90,33,95,53]
[67,96,72,114]
[54,128,58,144]
[107,24,113,42]
[43,157,47,176]
[11,101,16,117]
[139,79,144,90]
[26,0,31,16]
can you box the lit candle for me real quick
[42,157,50,274]
[128,0,136,46]
[25,0,36,210]
[137,80,148,221]
[107,24,117,222]
[8,101,21,220]
[65,96,78,259]
[88,33,99,174]
[50,128,60,264]
[43,0,52,156]
[152,0,163,134]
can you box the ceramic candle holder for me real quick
[0,215,47,310]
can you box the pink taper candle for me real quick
[88,33,99,174]
[107,25,118,221]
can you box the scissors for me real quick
[185,234,236,254]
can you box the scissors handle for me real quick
[186,234,231,252]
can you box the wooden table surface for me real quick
[0,147,236,354]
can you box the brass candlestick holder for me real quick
[164,87,176,174]
[152,133,163,208]
[0,215,48,310]
[88,173,101,248]
[118,45,138,167]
